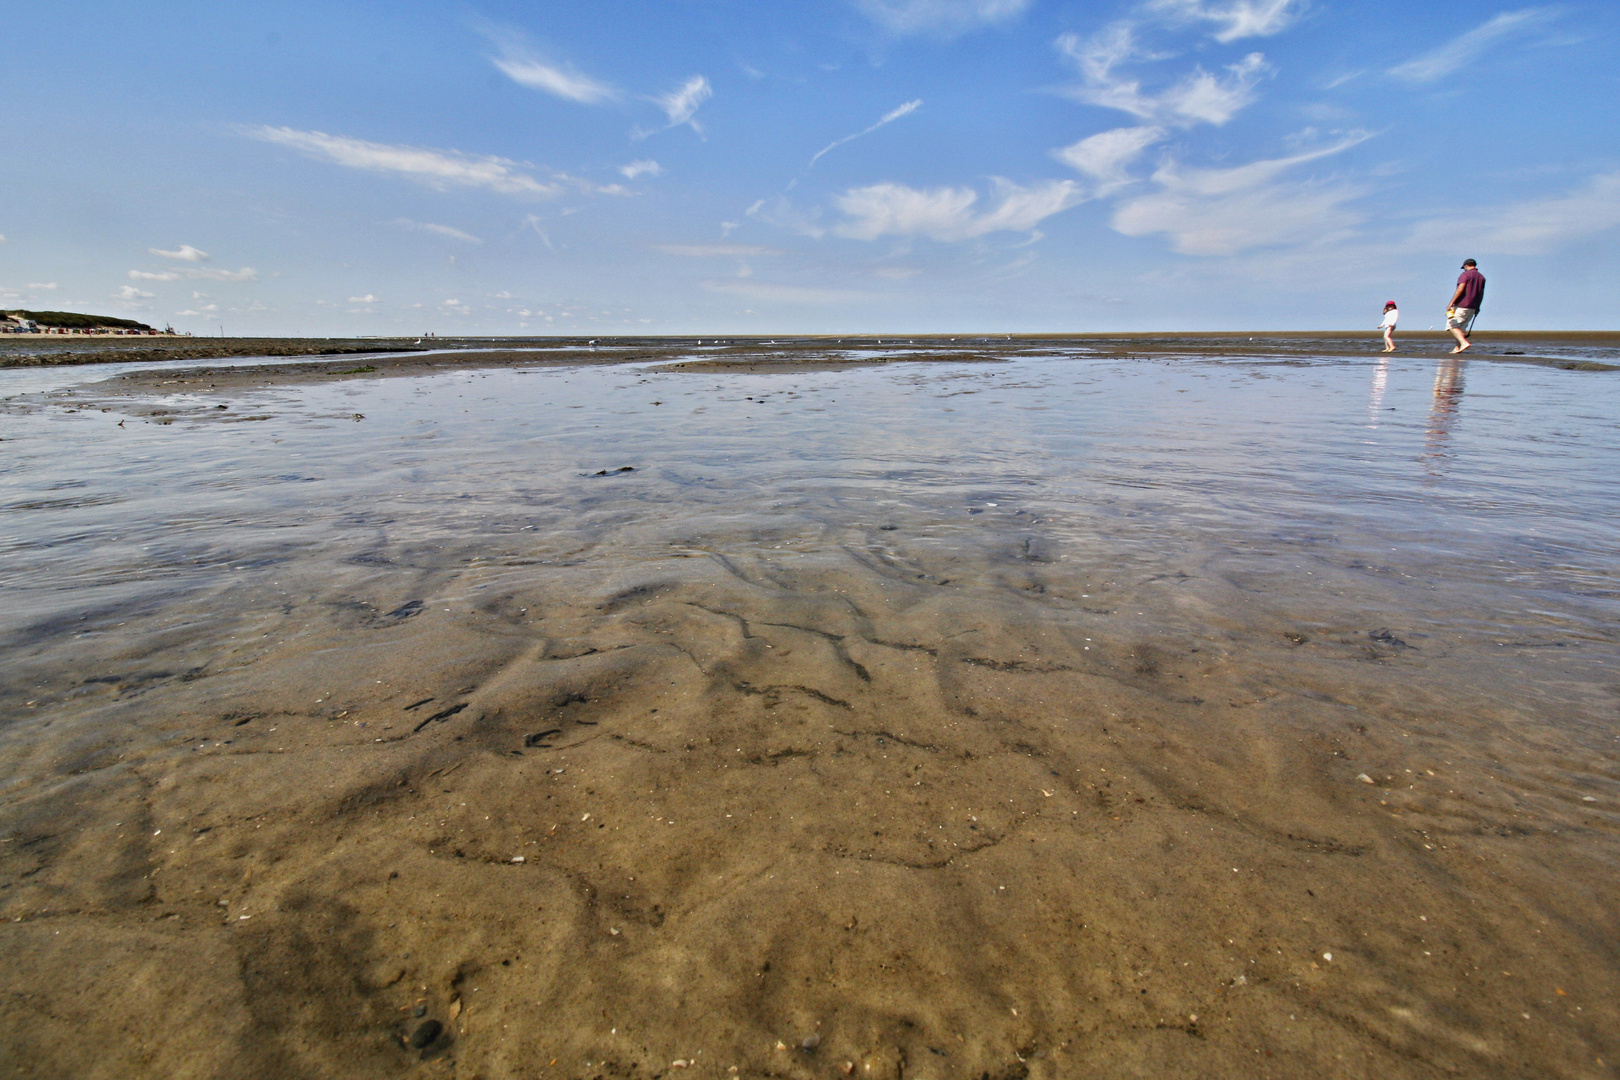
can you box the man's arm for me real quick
[1449,281,1466,307]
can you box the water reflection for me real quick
[1423,357,1466,476]
[1367,358,1390,425]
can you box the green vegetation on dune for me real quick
[3,309,156,331]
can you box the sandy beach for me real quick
[3,337,1619,1079]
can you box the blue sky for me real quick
[2,1,1616,334]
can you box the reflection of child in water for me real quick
[1378,301,1399,353]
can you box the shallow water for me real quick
[5,351,1618,680]
[2,347,1619,1079]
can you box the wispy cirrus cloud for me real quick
[653,76,713,132]
[1110,132,1371,255]
[1147,0,1306,43]
[1388,8,1556,83]
[853,0,1031,38]
[151,244,209,261]
[1056,27,1268,126]
[482,25,618,104]
[1408,170,1620,255]
[808,99,923,169]
[248,126,558,197]
[620,159,663,179]
[130,264,257,282]
[1052,124,1167,194]
[834,178,1085,241]
[391,218,483,243]
[190,266,259,282]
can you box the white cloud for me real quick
[26,282,58,290]
[1057,28,1267,126]
[478,23,617,103]
[130,264,255,282]
[492,57,617,104]
[348,294,379,303]
[1162,53,1267,124]
[833,178,1085,241]
[1408,171,1620,256]
[1110,133,1370,255]
[1054,125,1166,192]
[391,218,483,243]
[557,173,633,197]
[620,159,663,179]
[0,233,7,243]
[808,99,923,170]
[151,244,209,261]
[189,267,259,282]
[854,0,1031,38]
[249,126,557,197]
[746,197,827,239]
[494,57,614,102]
[1388,8,1553,83]
[653,76,712,132]
[1147,0,1305,43]
[703,280,875,304]
[656,244,783,257]
[114,285,154,300]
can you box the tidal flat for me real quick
[2,336,1619,1079]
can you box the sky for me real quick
[1,0,1617,335]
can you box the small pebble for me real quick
[409,1019,442,1049]
[1357,774,1375,784]
[802,1033,821,1051]
[1323,952,1333,962]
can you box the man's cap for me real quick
[1462,258,1477,267]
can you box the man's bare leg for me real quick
[1449,326,1471,353]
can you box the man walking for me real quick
[1446,258,1486,353]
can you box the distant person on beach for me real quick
[1446,259,1486,353]
[1379,301,1399,352]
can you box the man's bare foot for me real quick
[1450,344,1471,353]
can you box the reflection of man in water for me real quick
[1424,357,1466,473]
[1446,259,1486,353]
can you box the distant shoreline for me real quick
[2,331,1616,374]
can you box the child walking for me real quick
[1378,301,1399,353]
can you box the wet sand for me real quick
[2,341,1619,1079]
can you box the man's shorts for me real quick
[1447,307,1478,332]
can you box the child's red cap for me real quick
[1384,300,1397,308]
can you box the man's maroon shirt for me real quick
[1456,268,1486,310]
